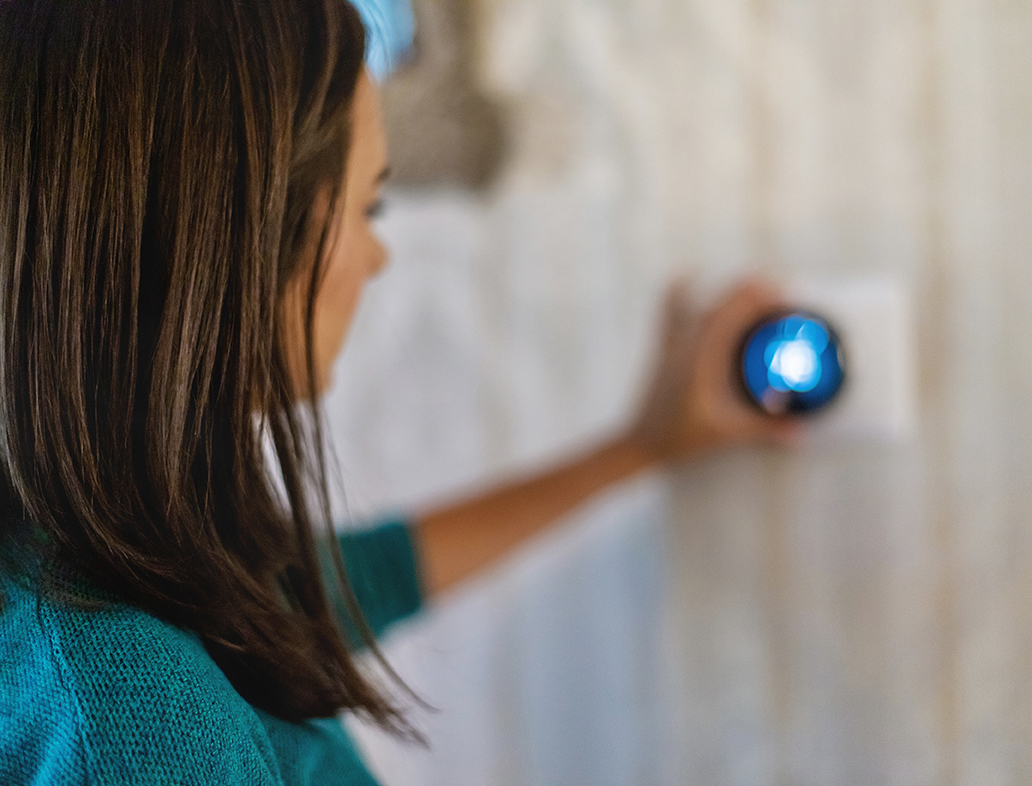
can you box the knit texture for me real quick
[0,521,423,785]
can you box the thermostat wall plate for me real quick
[785,276,917,443]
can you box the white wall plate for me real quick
[785,276,917,443]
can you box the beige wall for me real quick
[665,2,1032,783]
[328,0,1032,783]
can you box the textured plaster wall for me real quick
[324,1,1032,784]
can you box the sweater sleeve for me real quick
[333,520,424,645]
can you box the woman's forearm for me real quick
[413,281,794,599]
[414,434,659,597]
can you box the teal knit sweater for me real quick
[0,521,423,785]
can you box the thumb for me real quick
[658,277,698,353]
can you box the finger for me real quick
[718,278,785,325]
[702,278,787,353]
[655,282,701,373]
[748,412,803,446]
[660,278,696,342]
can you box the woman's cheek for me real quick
[314,258,365,377]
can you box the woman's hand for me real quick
[627,278,800,464]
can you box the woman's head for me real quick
[0,0,403,727]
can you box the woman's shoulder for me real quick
[0,577,285,785]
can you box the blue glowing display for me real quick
[739,312,845,416]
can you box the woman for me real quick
[0,1,792,783]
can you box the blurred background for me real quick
[324,0,1032,783]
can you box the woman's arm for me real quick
[415,432,654,596]
[413,279,799,597]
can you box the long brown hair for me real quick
[0,0,408,728]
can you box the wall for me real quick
[325,0,1032,784]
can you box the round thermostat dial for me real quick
[738,311,846,416]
